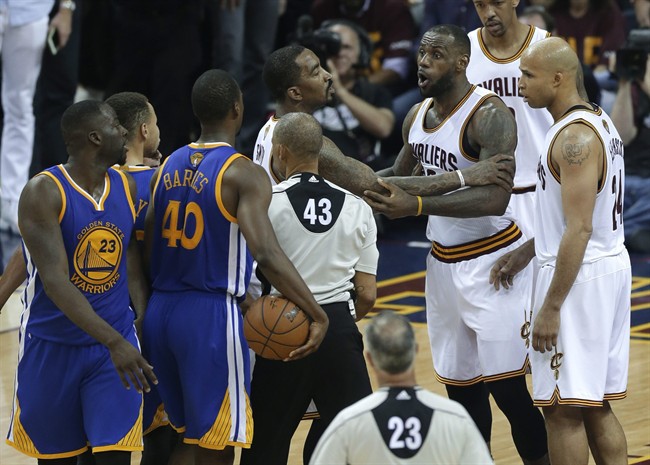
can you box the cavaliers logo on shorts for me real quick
[71,224,124,293]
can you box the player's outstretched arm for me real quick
[532,124,601,353]
[223,158,329,360]
[0,246,27,312]
[19,175,157,393]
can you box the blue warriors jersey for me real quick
[150,143,252,297]
[121,166,156,243]
[22,166,136,345]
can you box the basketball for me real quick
[243,296,310,360]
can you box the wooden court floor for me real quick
[1,318,648,464]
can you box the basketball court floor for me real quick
[0,216,648,464]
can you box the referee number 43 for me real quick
[388,416,422,450]
[303,198,332,225]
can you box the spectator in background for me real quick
[0,0,55,268]
[519,4,603,104]
[210,0,281,156]
[105,0,203,157]
[550,0,627,73]
[312,20,395,168]
[31,0,82,175]
[311,0,417,96]
[610,53,650,253]
[632,0,650,26]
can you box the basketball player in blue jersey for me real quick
[6,100,157,465]
[362,25,548,464]
[143,69,329,465]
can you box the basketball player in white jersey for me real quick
[310,311,493,465]
[467,0,553,240]
[363,24,549,465]
[491,37,631,465]
[254,45,517,195]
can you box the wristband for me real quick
[456,169,466,188]
[416,195,423,216]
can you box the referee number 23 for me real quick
[388,416,422,451]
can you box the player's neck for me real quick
[124,141,144,166]
[64,159,110,193]
[548,91,587,122]
[196,127,236,146]
[276,101,322,118]
[432,80,473,117]
[481,22,530,56]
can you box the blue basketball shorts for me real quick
[6,328,143,459]
[143,290,252,449]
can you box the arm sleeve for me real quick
[354,205,379,274]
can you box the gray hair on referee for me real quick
[365,312,416,374]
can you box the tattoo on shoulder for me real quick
[561,135,590,165]
[476,104,516,152]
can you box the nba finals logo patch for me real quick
[602,120,610,134]
[71,223,124,293]
[190,152,204,167]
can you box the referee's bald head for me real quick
[273,112,323,161]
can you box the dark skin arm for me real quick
[124,173,149,334]
[0,246,27,312]
[364,96,516,218]
[320,103,514,199]
[221,157,329,360]
[18,174,156,392]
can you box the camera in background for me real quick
[294,15,341,70]
[616,29,650,81]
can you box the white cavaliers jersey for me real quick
[409,86,514,246]
[467,26,553,189]
[268,172,378,305]
[535,104,626,266]
[253,115,281,185]
[310,386,493,465]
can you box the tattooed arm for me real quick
[532,123,601,353]
[413,96,516,217]
[321,103,515,198]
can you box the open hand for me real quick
[363,178,418,219]
[463,154,515,192]
[109,338,158,393]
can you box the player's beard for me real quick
[423,70,455,98]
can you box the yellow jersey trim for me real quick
[422,86,476,133]
[188,142,231,149]
[458,93,496,162]
[215,153,247,224]
[56,165,110,211]
[113,168,137,222]
[150,156,173,210]
[38,171,66,223]
[478,25,536,64]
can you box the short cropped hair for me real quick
[274,112,323,157]
[264,45,306,102]
[365,312,416,374]
[192,69,241,123]
[105,92,151,137]
[60,100,112,143]
[425,24,471,58]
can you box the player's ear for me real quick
[88,130,101,146]
[140,122,148,139]
[457,53,469,72]
[512,0,520,8]
[287,86,303,103]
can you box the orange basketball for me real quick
[243,296,310,360]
